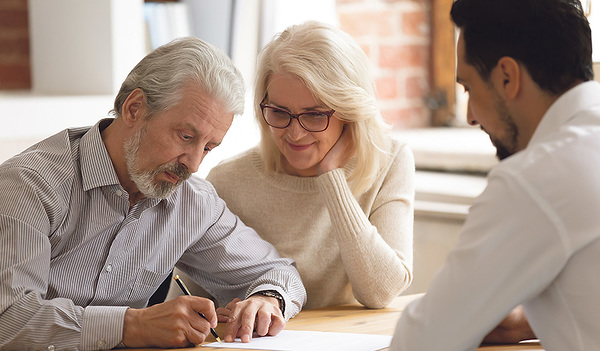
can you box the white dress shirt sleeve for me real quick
[391,167,568,350]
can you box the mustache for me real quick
[155,162,191,182]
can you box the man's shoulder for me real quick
[180,175,220,199]
[0,128,86,183]
[489,120,600,201]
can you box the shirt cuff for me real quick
[81,306,128,350]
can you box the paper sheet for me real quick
[202,330,392,351]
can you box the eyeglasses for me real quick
[260,103,335,133]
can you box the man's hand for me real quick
[216,295,285,343]
[482,305,536,344]
[316,124,354,175]
[122,296,218,348]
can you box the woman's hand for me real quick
[316,124,354,175]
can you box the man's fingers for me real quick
[238,305,259,342]
[267,313,286,336]
[185,330,207,346]
[221,296,287,343]
[185,296,217,327]
[254,308,273,337]
[217,306,231,323]
[224,311,242,342]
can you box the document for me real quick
[202,330,392,351]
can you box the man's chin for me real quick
[144,181,181,199]
[487,135,512,161]
[494,143,514,161]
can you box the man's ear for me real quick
[121,88,146,126]
[494,57,521,100]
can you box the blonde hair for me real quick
[254,21,391,196]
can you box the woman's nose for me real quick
[286,118,309,140]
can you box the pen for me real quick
[173,274,222,343]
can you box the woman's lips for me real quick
[287,142,312,151]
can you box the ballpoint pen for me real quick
[173,274,222,343]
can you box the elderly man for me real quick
[0,37,306,350]
[392,0,600,350]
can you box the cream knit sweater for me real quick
[177,138,414,310]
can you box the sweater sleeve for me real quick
[314,145,414,308]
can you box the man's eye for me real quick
[182,134,192,141]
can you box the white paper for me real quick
[202,330,392,351]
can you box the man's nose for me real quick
[180,149,204,174]
[466,101,478,126]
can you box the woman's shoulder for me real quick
[388,137,411,156]
[382,137,414,170]
[207,147,262,179]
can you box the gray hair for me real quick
[255,21,391,195]
[112,37,245,118]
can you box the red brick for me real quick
[336,0,365,4]
[402,10,429,37]
[339,11,394,37]
[0,36,30,62]
[379,44,429,69]
[405,75,428,99]
[382,0,429,3]
[0,0,27,11]
[0,63,31,90]
[376,75,398,99]
[359,43,372,59]
[0,9,28,29]
[381,106,431,128]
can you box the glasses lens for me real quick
[263,107,291,128]
[299,113,329,132]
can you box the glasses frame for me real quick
[260,102,336,133]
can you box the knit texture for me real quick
[203,138,415,309]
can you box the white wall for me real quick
[28,0,145,95]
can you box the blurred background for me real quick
[0,0,597,294]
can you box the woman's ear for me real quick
[121,88,146,126]
[494,57,521,100]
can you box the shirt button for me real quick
[47,346,55,351]
[115,190,123,197]
[97,340,107,349]
[105,264,113,272]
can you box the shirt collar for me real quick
[80,119,121,192]
[529,81,600,146]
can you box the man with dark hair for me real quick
[391,0,600,350]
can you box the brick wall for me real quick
[0,0,30,90]
[0,0,433,128]
[337,0,431,128]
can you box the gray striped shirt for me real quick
[0,119,306,350]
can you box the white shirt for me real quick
[391,81,600,351]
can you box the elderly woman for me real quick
[178,21,414,311]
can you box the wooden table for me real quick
[131,294,543,350]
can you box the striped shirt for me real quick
[0,119,306,351]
